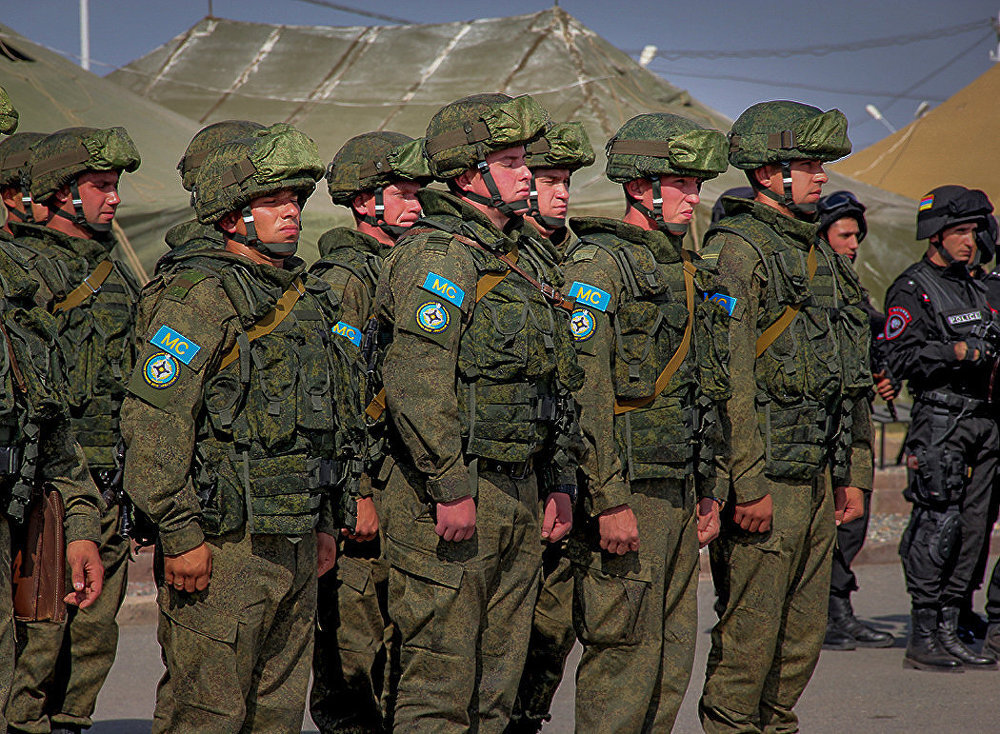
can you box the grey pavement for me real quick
[90,558,1000,733]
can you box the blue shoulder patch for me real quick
[568,281,611,313]
[331,321,362,348]
[150,325,201,365]
[421,272,465,308]
[705,292,737,316]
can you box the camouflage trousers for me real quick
[383,458,543,734]
[152,526,317,734]
[570,479,700,733]
[1,515,11,734]
[701,474,835,734]
[310,535,394,734]
[507,540,575,732]
[7,503,129,733]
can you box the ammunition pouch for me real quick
[907,445,967,507]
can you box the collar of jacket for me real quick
[569,215,685,264]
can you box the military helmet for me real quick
[525,122,595,172]
[916,185,994,241]
[0,132,46,224]
[710,186,754,224]
[728,101,851,170]
[817,190,867,242]
[606,113,728,183]
[0,86,17,135]
[29,126,140,203]
[178,120,266,192]
[326,131,430,204]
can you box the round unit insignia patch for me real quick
[143,352,180,389]
[416,301,450,333]
[884,306,911,341]
[570,308,596,341]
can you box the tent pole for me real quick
[79,0,90,71]
[112,220,149,285]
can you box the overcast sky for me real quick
[4,0,998,150]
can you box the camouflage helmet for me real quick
[178,120,266,192]
[524,122,595,172]
[0,86,17,135]
[326,131,430,204]
[0,132,46,224]
[728,100,851,170]
[29,126,141,203]
[605,113,728,184]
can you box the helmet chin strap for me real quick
[932,235,973,273]
[6,183,34,224]
[229,204,298,257]
[358,186,410,239]
[625,179,689,236]
[756,161,817,221]
[527,173,566,230]
[453,158,530,218]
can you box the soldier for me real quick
[506,120,595,734]
[883,185,999,671]
[555,113,728,732]
[816,190,894,651]
[374,93,582,733]
[308,131,429,734]
[0,85,105,734]
[698,101,871,732]
[120,122,363,732]
[0,132,47,226]
[6,126,142,734]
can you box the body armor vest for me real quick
[146,248,360,536]
[707,212,869,480]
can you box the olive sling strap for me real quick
[51,259,114,313]
[218,277,304,371]
[754,245,818,358]
[613,250,696,415]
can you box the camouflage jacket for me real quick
[157,218,223,275]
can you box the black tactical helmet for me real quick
[710,186,754,224]
[916,185,993,241]
[817,190,867,242]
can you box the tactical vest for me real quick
[707,213,870,480]
[396,215,582,464]
[568,232,703,481]
[147,251,361,536]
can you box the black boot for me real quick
[984,623,1000,659]
[823,613,856,650]
[937,606,997,669]
[829,593,894,648]
[904,608,963,672]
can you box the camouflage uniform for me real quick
[120,124,362,733]
[308,132,429,734]
[697,102,873,733]
[0,88,103,734]
[507,121,595,734]
[375,94,583,733]
[5,127,141,734]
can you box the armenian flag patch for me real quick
[919,195,934,211]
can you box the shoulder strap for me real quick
[613,250,696,414]
[217,277,304,371]
[755,245,818,358]
[51,259,114,313]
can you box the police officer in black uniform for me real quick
[817,191,894,651]
[884,185,999,671]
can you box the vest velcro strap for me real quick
[218,278,304,371]
[755,245,818,358]
[51,259,114,313]
[614,250,696,415]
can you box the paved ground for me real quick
[89,557,1000,733]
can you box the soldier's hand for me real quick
[343,496,379,542]
[597,504,639,555]
[542,492,573,543]
[317,531,338,577]
[435,495,476,542]
[696,498,721,548]
[872,371,896,402]
[164,542,213,593]
[65,539,104,609]
[955,340,979,362]
[834,485,865,526]
[732,494,772,533]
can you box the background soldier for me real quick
[6,126,141,734]
[309,131,429,734]
[0,132,46,227]
[506,120,594,734]
[816,190,894,651]
[883,185,999,671]
[0,85,104,734]
[699,101,870,732]
[561,112,727,732]
[121,122,363,732]
[374,93,581,733]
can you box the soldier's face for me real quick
[936,222,980,264]
[355,181,422,229]
[76,170,121,225]
[244,188,302,249]
[759,159,827,206]
[474,146,532,204]
[658,175,701,224]
[824,217,861,260]
[533,168,571,221]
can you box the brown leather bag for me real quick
[11,484,67,622]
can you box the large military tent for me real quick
[835,63,1000,209]
[0,23,200,278]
